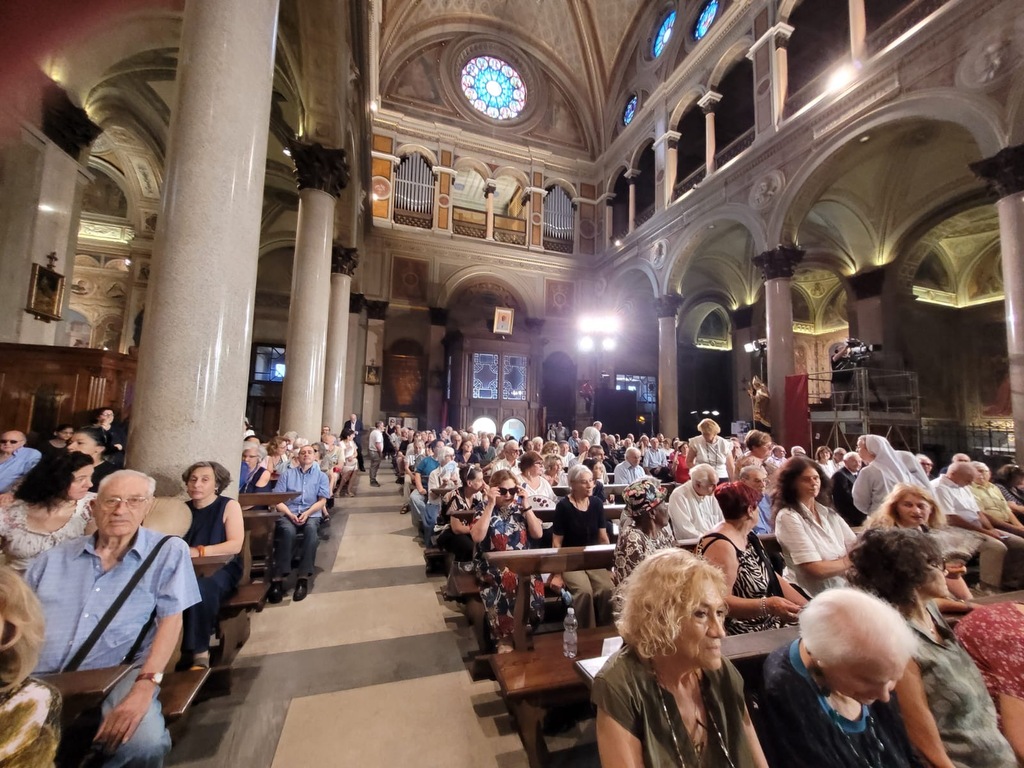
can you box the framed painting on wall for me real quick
[26,260,65,322]
[493,307,515,335]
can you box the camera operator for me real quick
[830,339,857,407]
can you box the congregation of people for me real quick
[2,409,1023,767]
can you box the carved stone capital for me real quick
[654,292,684,319]
[42,83,101,160]
[331,245,359,276]
[698,91,722,115]
[754,245,804,281]
[349,292,366,314]
[365,299,389,320]
[483,181,497,198]
[970,144,1024,198]
[289,140,349,197]
[428,307,448,326]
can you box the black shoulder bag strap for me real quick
[62,535,174,673]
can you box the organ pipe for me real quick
[543,186,573,240]
[394,154,434,215]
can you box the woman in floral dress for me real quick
[471,469,545,653]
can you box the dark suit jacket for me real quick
[831,467,865,526]
[342,419,363,437]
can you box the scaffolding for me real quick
[806,368,921,452]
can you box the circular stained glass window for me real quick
[623,95,638,126]
[693,0,719,41]
[652,11,677,58]
[460,56,527,120]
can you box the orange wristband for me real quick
[198,545,206,557]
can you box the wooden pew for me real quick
[485,545,615,652]
[238,491,298,509]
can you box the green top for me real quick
[592,645,758,768]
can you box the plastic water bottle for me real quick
[563,607,579,659]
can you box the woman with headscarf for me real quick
[852,434,913,517]
[613,477,674,586]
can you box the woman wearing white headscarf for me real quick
[897,450,933,492]
[851,435,912,516]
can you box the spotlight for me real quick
[614,239,622,247]
[744,339,768,354]
[827,62,858,93]
[578,336,595,352]
[601,337,616,351]
[282,147,292,157]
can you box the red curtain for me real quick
[784,374,812,449]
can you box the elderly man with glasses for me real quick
[0,429,42,493]
[26,469,200,767]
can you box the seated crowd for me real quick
[2,412,1023,767]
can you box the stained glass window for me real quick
[623,95,638,126]
[693,0,719,41]
[502,355,528,400]
[252,345,286,382]
[460,56,527,120]
[472,353,499,399]
[652,11,676,58]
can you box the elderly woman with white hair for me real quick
[593,549,769,767]
[686,418,735,483]
[760,587,923,767]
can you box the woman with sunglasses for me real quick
[593,549,768,767]
[471,469,544,654]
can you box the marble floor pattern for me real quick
[167,472,599,768]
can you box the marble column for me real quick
[427,308,447,428]
[0,83,99,345]
[361,300,388,423]
[279,141,348,440]
[322,245,358,431]
[731,306,758,425]
[972,145,1024,462]
[699,91,722,174]
[656,293,684,438]
[345,292,366,422]
[753,245,804,445]
[849,0,867,61]
[129,0,280,494]
[627,176,637,234]
[484,181,496,240]
[664,136,680,207]
[605,197,615,248]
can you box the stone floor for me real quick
[167,471,599,767]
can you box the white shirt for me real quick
[932,475,982,526]
[522,474,555,502]
[775,502,856,596]
[613,461,648,485]
[369,428,384,453]
[667,482,723,540]
[582,426,601,446]
[688,436,731,479]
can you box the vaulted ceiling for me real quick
[377,0,655,158]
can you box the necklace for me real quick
[826,706,887,768]
[651,664,736,767]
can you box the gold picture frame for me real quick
[493,307,515,335]
[26,261,65,322]
[365,365,381,385]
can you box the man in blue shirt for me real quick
[26,469,200,766]
[268,444,330,603]
[408,439,443,535]
[0,429,42,493]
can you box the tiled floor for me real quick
[167,472,596,767]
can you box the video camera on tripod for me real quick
[838,338,882,368]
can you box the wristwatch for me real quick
[136,672,164,685]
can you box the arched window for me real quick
[393,154,434,229]
[543,186,574,253]
[623,95,638,126]
[693,0,719,41]
[653,11,677,57]
[460,56,527,120]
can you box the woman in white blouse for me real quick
[773,456,856,596]
[519,451,556,502]
[686,418,734,483]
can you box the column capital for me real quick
[349,292,366,314]
[754,245,804,280]
[970,144,1024,198]
[698,91,723,114]
[42,83,102,160]
[428,307,448,326]
[331,245,359,276]
[483,180,497,197]
[654,293,684,318]
[654,130,681,149]
[289,140,349,197]
[365,299,389,320]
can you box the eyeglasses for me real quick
[99,496,151,511]
[0,439,21,444]
[496,487,519,496]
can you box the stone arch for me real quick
[544,176,579,200]
[395,144,438,167]
[628,136,656,171]
[662,206,769,295]
[493,165,530,190]
[608,263,660,298]
[707,38,756,90]
[437,266,540,317]
[679,299,733,345]
[605,163,630,196]
[768,90,1006,245]
[452,156,492,182]
[669,86,704,131]
[83,160,134,221]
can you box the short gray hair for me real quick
[689,464,717,484]
[800,588,916,669]
[738,464,766,481]
[242,442,267,459]
[97,469,157,498]
[625,446,641,460]
[567,463,593,485]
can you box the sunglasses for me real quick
[496,487,519,496]
[0,439,21,444]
